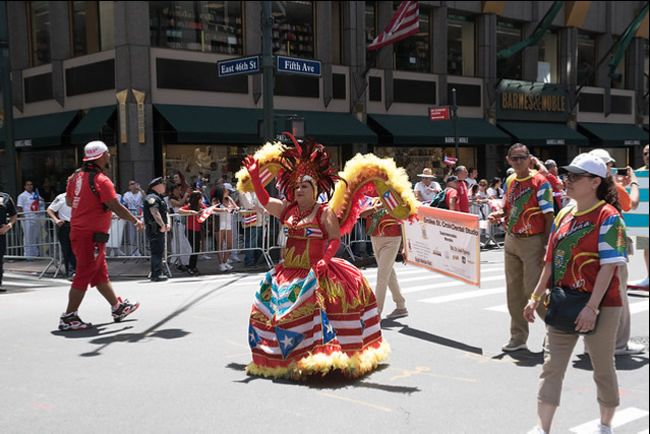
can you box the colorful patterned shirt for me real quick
[504,172,554,236]
[544,201,627,307]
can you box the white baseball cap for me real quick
[562,153,607,178]
[83,140,109,162]
[589,148,615,164]
[223,182,236,192]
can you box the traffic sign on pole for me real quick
[276,55,321,77]
[217,56,261,78]
[428,106,450,121]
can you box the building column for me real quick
[559,27,578,125]
[245,2,261,104]
[431,5,447,105]
[7,1,29,113]
[522,22,539,82]
[343,1,368,155]
[114,1,154,191]
[49,1,70,107]
[626,37,646,167]
[476,13,497,120]
[317,2,333,108]
[376,2,394,112]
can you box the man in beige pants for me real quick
[360,197,407,319]
[489,144,554,352]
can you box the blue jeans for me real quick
[244,226,262,265]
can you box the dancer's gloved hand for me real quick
[315,238,340,278]
[243,155,269,206]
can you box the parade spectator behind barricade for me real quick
[414,168,441,204]
[470,179,491,220]
[47,193,76,279]
[488,177,505,200]
[226,183,243,264]
[524,153,627,434]
[543,159,565,212]
[60,141,143,331]
[0,191,18,292]
[211,184,239,272]
[171,171,191,204]
[122,180,145,256]
[179,190,212,275]
[143,177,171,282]
[443,176,460,211]
[17,180,45,258]
[488,143,554,353]
[466,167,479,189]
[453,166,471,213]
[359,194,408,319]
[166,184,192,272]
[589,148,644,356]
[629,144,649,290]
[239,191,265,267]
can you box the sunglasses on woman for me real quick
[565,173,596,183]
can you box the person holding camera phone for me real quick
[60,141,145,331]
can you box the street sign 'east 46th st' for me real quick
[217,56,260,77]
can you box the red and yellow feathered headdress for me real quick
[276,133,342,202]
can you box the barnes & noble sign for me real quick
[497,80,569,122]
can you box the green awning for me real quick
[156,105,377,145]
[71,106,115,144]
[368,114,510,145]
[0,111,78,146]
[498,121,588,146]
[578,122,648,146]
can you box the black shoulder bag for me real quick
[543,213,599,335]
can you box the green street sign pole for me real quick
[0,0,16,196]
[261,1,274,142]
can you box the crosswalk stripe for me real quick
[401,275,505,295]
[569,407,649,433]
[3,272,67,285]
[363,266,506,284]
[1,280,45,288]
[638,429,649,434]
[365,274,449,286]
[419,287,505,303]
[629,300,649,315]
[485,304,508,312]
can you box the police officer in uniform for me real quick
[0,192,18,291]
[143,177,170,282]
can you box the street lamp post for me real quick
[261,1,274,141]
[0,0,16,196]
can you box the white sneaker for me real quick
[628,276,649,289]
[219,263,228,272]
[614,341,646,356]
[594,423,613,434]
[224,263,233,270]
[526,427,547,434]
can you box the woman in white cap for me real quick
[413,168,441,204]
[524,153,627,434]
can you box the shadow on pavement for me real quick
[391,323,483,355]
[492,350,544,367]
[70,275,247,357]
[573,353,649,371]
[226,362,419,394]
[50,320,137,339]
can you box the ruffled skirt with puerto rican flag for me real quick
[246,258,389,380]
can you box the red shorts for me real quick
[70,231,109,291]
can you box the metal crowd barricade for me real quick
[106,215,150,261]
[165,209,273,275]
[470,202,504,249]
[4,212,61,278]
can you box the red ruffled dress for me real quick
[246,203,389,379]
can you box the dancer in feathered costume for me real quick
[237,133,418,380]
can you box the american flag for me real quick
[382,190,399,211]
[243,212,258,226]
[259,167,273,185]
[443,155,458,166]
[197,205,216,224]
[368,1,420,51]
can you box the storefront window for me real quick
[28,1,51,66]
[365,1,377,68]
[272,1,314,58]
[165,144,340,189]
[538,30,558,83]
[394,6,430,72]
[577,31,596,87]
[497,19,522,80]
[71,1,114,56]
[150,1,243,55]
[18,149,77,202]
[447,13,475,77]
[375,146,476,182]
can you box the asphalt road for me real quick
[1,249,648,433]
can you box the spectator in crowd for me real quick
[172,171,191,205]
[488,143,554,353]
[239,191,265,267]
[444,176,460,211]
[470,179,491,220]
[360,195,408,319]
[122,180,144,255]
[0,191,18,292]
[629,143,649,290]
[17,180,44,258]
[466,167,479,189]
[589,148,644,356]
[143,177,171,282]
[47,193,76,278]
[179,191,208,275]
[487,177,505,200]
[167,184,192,272]
[543,159,565,211]
[524,153,626,434]
[212,184,239,271]
[453,166,471,213]
[414,168,441,204]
